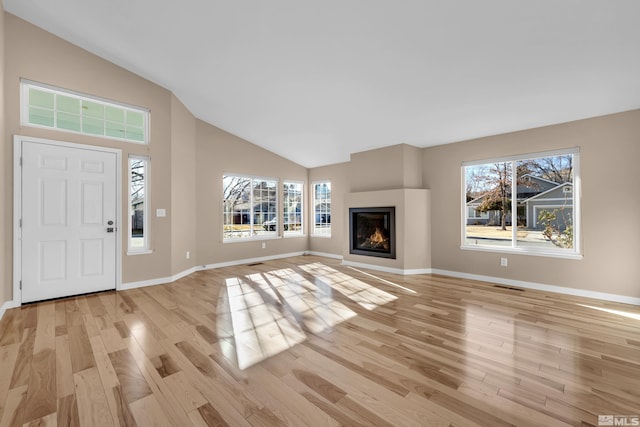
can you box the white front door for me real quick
[20,140,118,303]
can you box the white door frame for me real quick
[13,135,123,304]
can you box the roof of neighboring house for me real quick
[466,194,489,205]
[520,174,559,186]
[522,182,573,203]
[467,174,572,207]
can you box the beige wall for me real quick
[308,162,350,256]
[422,110,640,299]
[195,120,308,266]
[0,5,6,307]
[2,11,638,306]
[349,144,422,192]
[311,144,426,259]
[4,14,174,289]
[170,95,197,275]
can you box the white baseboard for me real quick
[341,260,432,276]
[120,265,200,291]
[111,252,311,291]
[431,269,640,306]
[0,300,21,322]
[6,253,637,322]
[201,251,307,271]
[304,251,343,260]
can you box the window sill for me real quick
[311,234,332,239]
[223,235,280,244]
[460,245,583,260]
[128,249,153,256]
[284,233,306,238]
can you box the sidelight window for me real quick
[129,156,150,253]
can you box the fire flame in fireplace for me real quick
[362,227,390,250]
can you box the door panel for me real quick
[21,141,117,303]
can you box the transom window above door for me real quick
[21,80,150,144]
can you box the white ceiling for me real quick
[5,1,640,167]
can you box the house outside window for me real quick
[223,175,277,240]
[312,181,331,237]
[283,181,304,236]
[129,156,150,253]
[462,148,580,258]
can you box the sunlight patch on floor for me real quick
[299,263,398,310]
[577,303,640,321]
[223,265,360,369]
[346,266,417,294]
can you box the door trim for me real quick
[13,135,123,304]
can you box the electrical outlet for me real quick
[500,257,508,267]
[186,251,190,259]
[261,242,266,249]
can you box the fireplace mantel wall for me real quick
[343,189,431,274]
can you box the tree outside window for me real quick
[463,150,578,255]
[223,175,277,239]
[283,182,303,235]
[129,156,149,252]
[313,181,331,236]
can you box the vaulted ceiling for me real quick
[5,1,640,167]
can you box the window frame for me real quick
[461,148,581,259]
[283,180,305,237]
[20,79,150,145]
[312,180,332,237]
[128,155,151,255]
[222,174,279,242]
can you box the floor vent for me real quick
[493,285,524,292]
[247,262,264,266]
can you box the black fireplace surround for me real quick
[349,207,396,259]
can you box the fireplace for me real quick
[349,207,396,259]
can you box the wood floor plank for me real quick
[0,343,20,417]
[73,367,114,427]
[0,385,27,427]
[196,402,230,427]
[67,323,95,374]
[33,302,56,354]
[110,385,137,427]
[54,335,74,399]
[0,309,24,347]
[0,255,639,426]
[164,342,260,420]
[128,395,172,427]
[107,349,152,404]
[124,337,196,427]
[9,328,36,389]
[162,371,207,413]
[57,393,80,427]
[22,348,56,424]
[150,353,181,378]
[89,336,120,392]
[25,411,57,427]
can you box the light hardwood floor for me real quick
[1,255,639,426]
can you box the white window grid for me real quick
[313,181,331,237]
[283,181,304,236]
[21,79,150,145]
[223,175,278,240]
